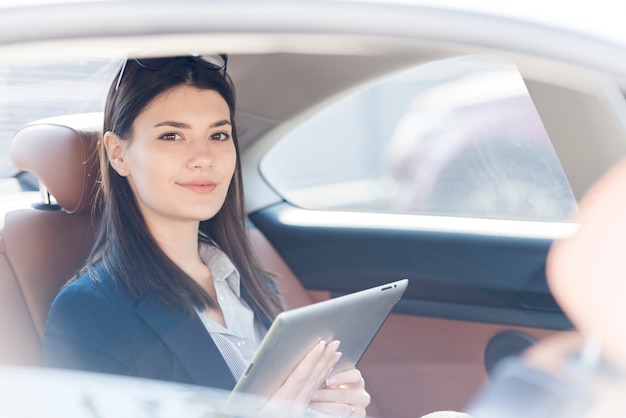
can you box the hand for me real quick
[308,368,370,417]
[259,339,343,417]
[521,332,626,418]
[546,157,626,371]
[522,331,586,374]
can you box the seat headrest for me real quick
[9,113,103,215]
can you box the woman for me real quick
[43,55,369,417]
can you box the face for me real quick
[105,85,236,230]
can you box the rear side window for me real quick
[261,55,577,221]
[0,58,116,179]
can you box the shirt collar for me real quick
[198,243,241,297]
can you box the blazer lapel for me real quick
[135,298,236,390]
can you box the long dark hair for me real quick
[86,56,284,320]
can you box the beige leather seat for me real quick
[0,113,313,367]
[0,114,101,365]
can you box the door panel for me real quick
[359,314,557,417]
[250,203,571,330]
[250,202,572,417]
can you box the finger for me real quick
[311,340,342,384]
[273,340,341,404]
[262,340,334,417]
[325,368,364,388]
[300,340,342,395]
[315,368,370,410]
[309,401,366,417]
[275,339,329,401]
[313,386,371,409]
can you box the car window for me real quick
[260,55,578,222]
[0,58,117,180]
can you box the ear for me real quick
[103,131,128,176]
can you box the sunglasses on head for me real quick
[114,54,228,92]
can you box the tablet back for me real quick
[231,278,408,400]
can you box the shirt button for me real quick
[237,340,246,348]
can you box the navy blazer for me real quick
[42,265,272,390]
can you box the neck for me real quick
[144,217,217,295]
[148,218,203,271]
[149,219,216,294]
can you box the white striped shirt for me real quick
[196,244,267,381]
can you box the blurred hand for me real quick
[547,157,626,371]
[522,331,586,374]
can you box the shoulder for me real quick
[44,267,148,373]
[51,266,134,315]
[44,265,160,369]
[45,266,139,343]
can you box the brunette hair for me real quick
[86,56,284,320]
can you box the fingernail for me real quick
[326,373,339,387]
[332,351,343,365]
[330,340,341,351]
[317,340,327,351]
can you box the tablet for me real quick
[229,278,408,404]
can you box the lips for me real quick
[177,180,217,194]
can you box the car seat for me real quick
[0,113,101,365]
[0,113,314,367]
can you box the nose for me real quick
[188,138,215,169]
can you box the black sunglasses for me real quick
[114,54,228,92]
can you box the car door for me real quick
[245,55,577,418]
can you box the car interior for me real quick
[3,2,626,416]
[0,108,565,417]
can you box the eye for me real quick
[210,132,230,141]
[159,132,183,141]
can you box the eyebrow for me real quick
[154,120,232,129]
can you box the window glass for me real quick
[0,58,117,180]
[261,55,577,221]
